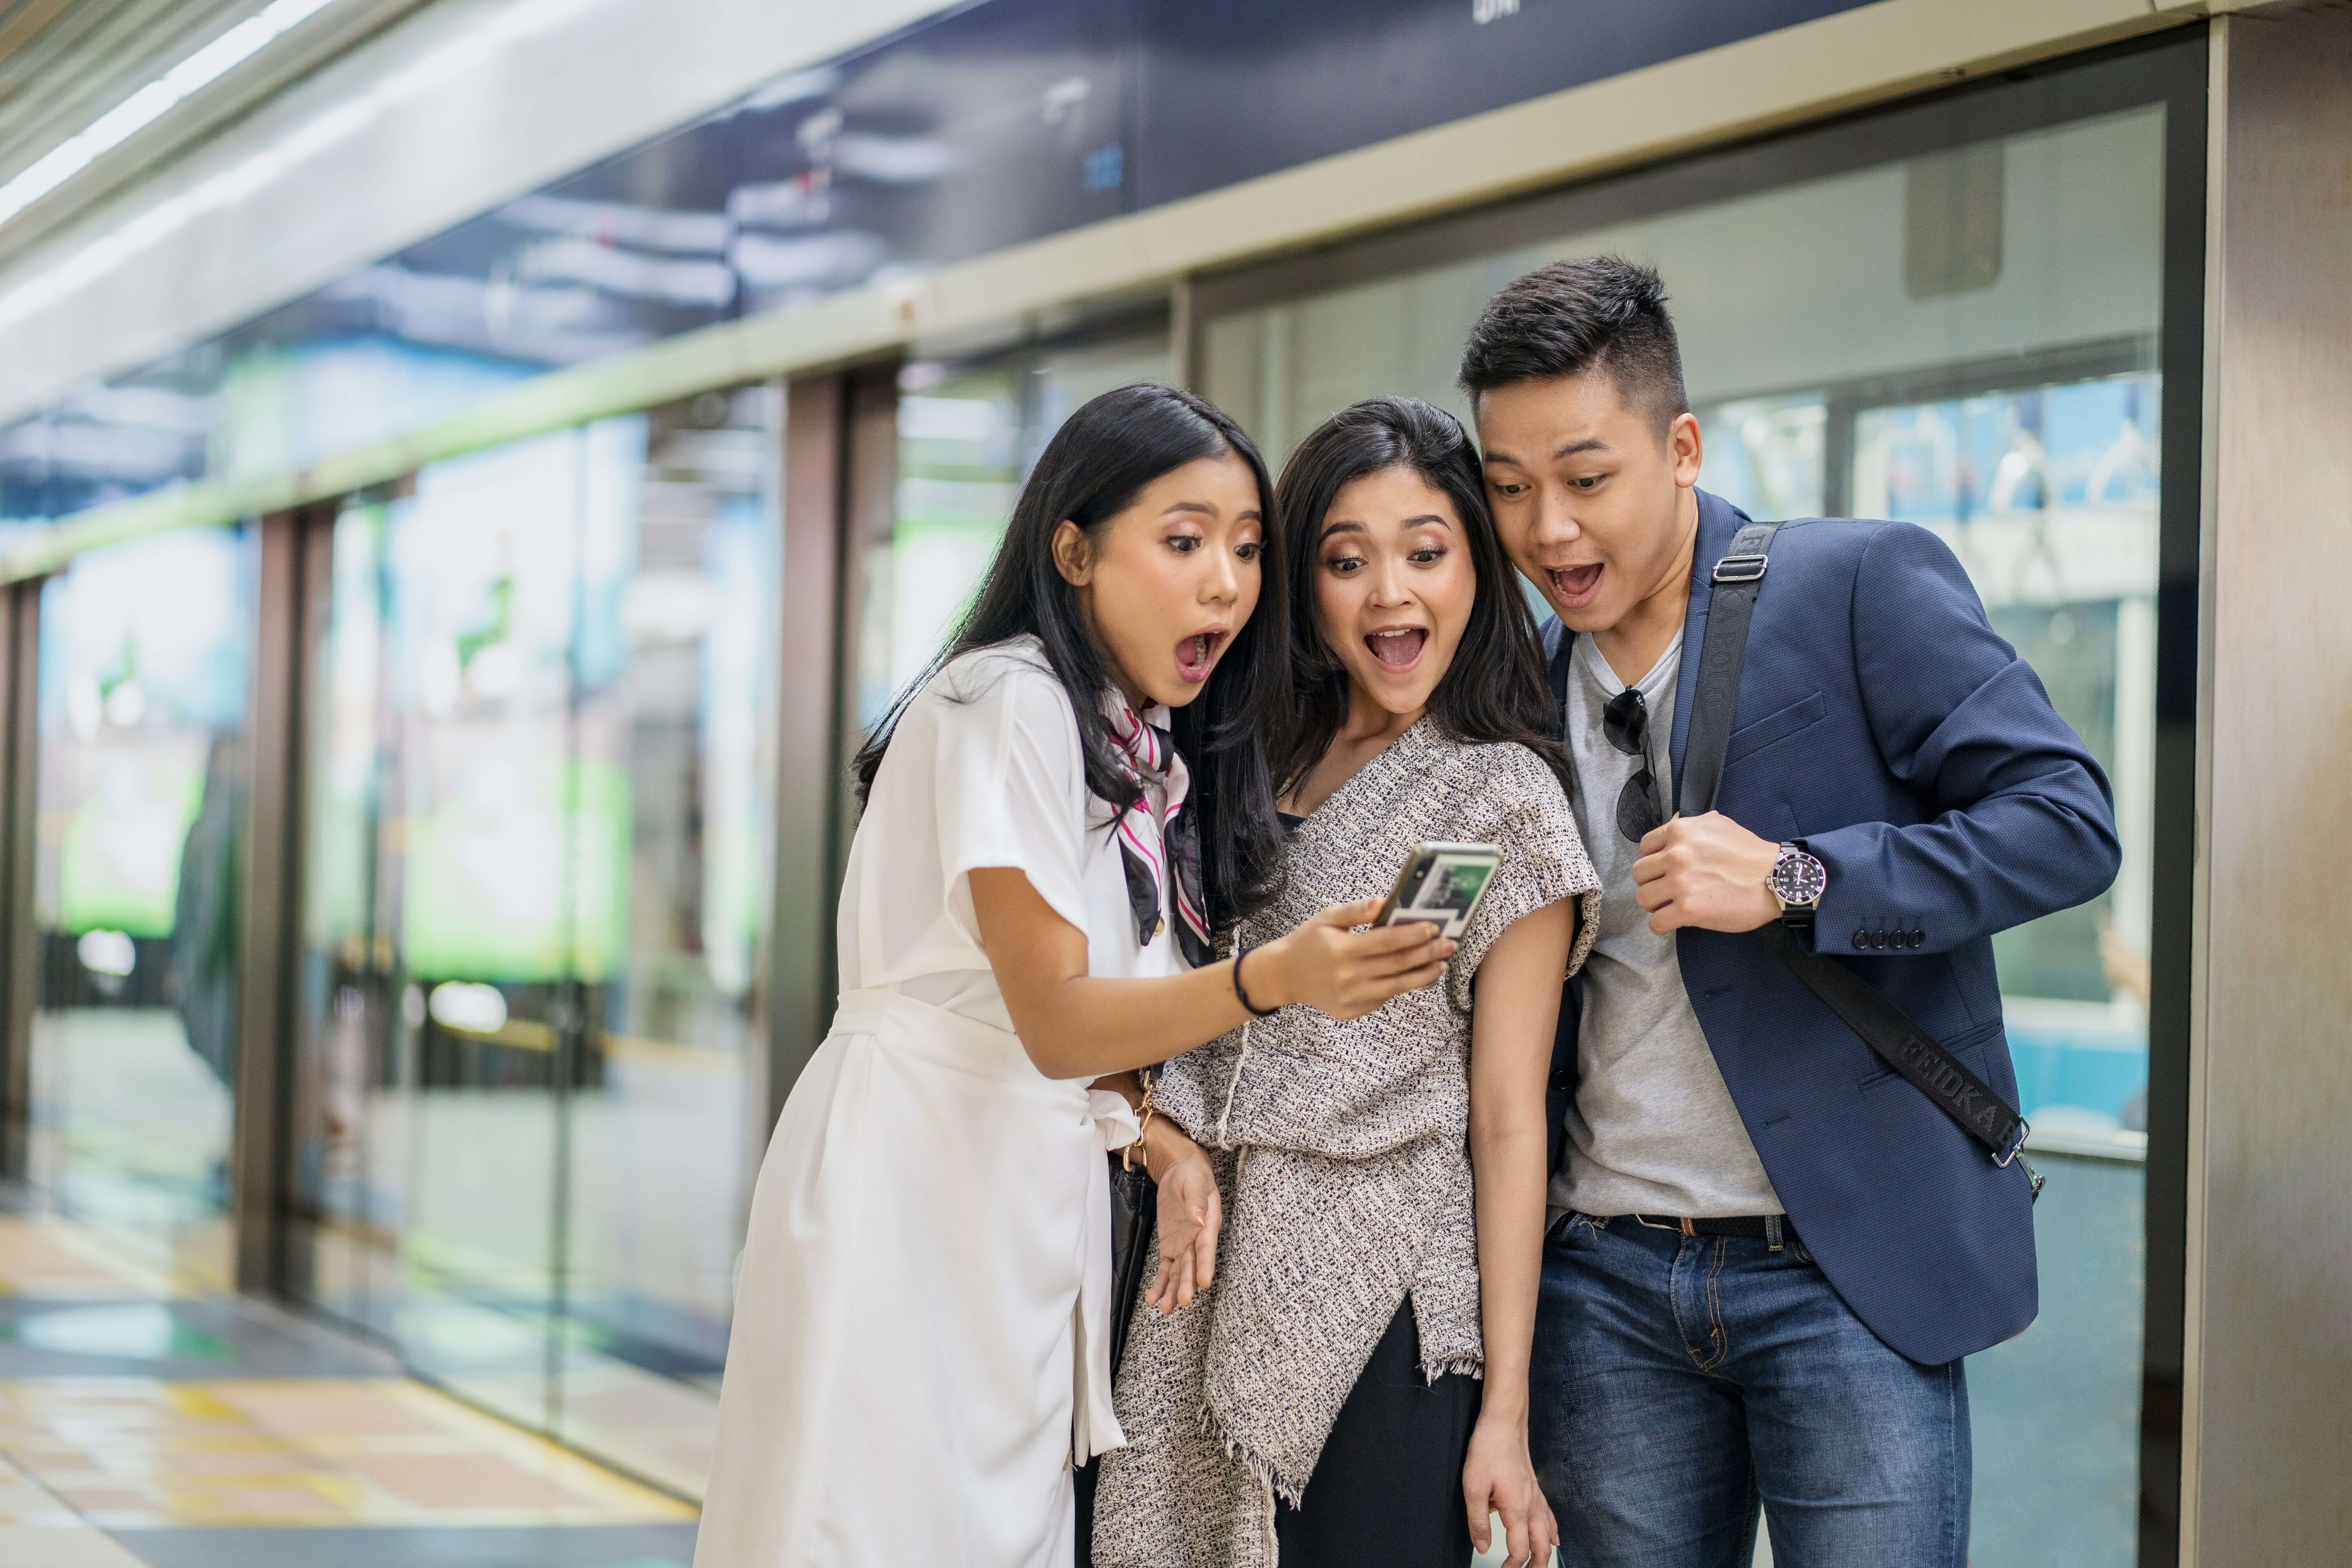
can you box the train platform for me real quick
[0,1193,697,1568]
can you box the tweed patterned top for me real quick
[1092,720,1598,1567]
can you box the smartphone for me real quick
[1373,841,1504,940]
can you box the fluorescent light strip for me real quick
[0,0,340,230]
[0,0,607,336]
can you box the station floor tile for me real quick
[0,1377,698,1530]
[102,1523,697,1567]
[0,1192,707,1564]
[0,1220,176,1302]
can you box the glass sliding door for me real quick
[287,387,780,1495]
[1196,53,2194,1568]
[559,387,781,1491]
[28,525,257,1288]
[293,431,599,1439]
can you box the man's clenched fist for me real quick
[1630,812,1784,934]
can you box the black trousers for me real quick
[1078,1300,1479,1566]
[1274,1299,1482,1566]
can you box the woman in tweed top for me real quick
[1094,399,1599,1568]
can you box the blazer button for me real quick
[1909,928,1926,949]
[1870,929,1888,949]
[1853,929,1869,950]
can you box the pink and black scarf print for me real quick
[1103,694,1213,969]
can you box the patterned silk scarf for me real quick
[1104,694,1214,969]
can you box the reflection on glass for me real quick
[856,326,1172,729]
[289,388,779,1496]
[1695,395,1826,521]
[564,391,780,1488]
[30,526,255,1287]
[1200,109,2167,1568]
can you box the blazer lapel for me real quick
[1668,490,1751,799]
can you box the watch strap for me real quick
[1775,841,1821,928]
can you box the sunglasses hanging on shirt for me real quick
[1603,686,1667,843]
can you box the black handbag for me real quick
[1077,1085,1158,1568]
[1105,1150,1156,1378]
[1104,1063,1162,1379]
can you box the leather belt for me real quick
[1629,1212,1800,1250]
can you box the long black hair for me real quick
[852,382,1289,926]
[1269,395,1570,797]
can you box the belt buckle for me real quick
[1632,1213,1697,1236]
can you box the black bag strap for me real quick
[1679,523,1778,816]
[1542,621,1579,1177]
[1681,522,2040,1184]
[1545,619,1575,721]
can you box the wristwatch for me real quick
[1768,842,1828,930]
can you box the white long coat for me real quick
[693,639,1171,1567]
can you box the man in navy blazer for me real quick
[1464,259,2119,1566]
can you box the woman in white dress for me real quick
[693,384,1457,1568]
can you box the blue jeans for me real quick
[1530,1214,1970,1567]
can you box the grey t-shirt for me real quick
[1550,633,1782,1219]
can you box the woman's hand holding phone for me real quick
[1245,897,1454,1020]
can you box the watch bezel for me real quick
[1769,844,1828,909]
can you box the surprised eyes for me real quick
[1489,475,1604,497]
[1168,533,1261,561]
[1322,545,1447,575]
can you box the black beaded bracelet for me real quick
[1232,944,1279,1018]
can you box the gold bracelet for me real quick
[1124,1076,1160,1174]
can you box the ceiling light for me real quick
[0,0,605,336]
[0,0,341,232]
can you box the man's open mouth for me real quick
[1366,627,1427,671]
[1548,563,1604,607]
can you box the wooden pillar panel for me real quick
[2187,11,2352,1563]
[232,503,331,1293]
[0,582,38,1180]
[767,376,848,1136]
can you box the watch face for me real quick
[1771,850,1827,906]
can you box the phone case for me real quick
[1376,840,1503,940]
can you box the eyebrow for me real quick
[1318,513,1454,541]
[1161,501,1262,522]
[1481,437,1613,466]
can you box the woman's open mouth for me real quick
[1174,629,1228,682]
[1365,627,1427,673]
[1547,563,1604,610]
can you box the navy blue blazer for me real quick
[1542,490,2121,1366]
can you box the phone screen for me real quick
[1376,842,1503,939]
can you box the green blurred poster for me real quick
[38,527,254,939]
[57,740,207,937]
[397,739,630,985]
